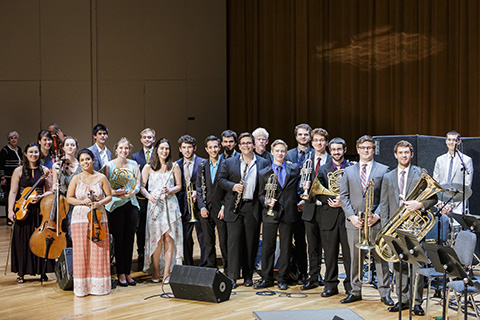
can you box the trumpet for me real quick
[299,152,313,200]
[265,173,278,216]
[355,179,375,284]
[234,162,250,214]
[187,181,197,223]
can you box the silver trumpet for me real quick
[265,173,278,216]
[299,152,313,200]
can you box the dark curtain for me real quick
[228,0,480,152]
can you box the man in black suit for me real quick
[252,127,273,164]
[302,137,352,297]
[285,123,313,284]
[196,135,228,273]
[218,132,269,288]
[376,140,437,316]
[220,130,238,159]
[255,139,300,290]
[131,128,156,269]
[176,135,206,266]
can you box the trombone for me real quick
[355,179,375,284]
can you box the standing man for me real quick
[302,137,352,298]
[218,132,269,288]
[196,136,228,273]
[255,140,300,290]
[176,135,206,266]
[220,130,238,159]
[88,123,111,172]
[252,127,273,164]
[285,123,313,284]
[132,128,156,269]
[377,140,437,316]
[339,135,392,305]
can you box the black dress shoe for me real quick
[381,295,394,306]
[321,288,339,297]
[118,280,128,287]
[244,279,253,287]
[278,282,288,290]
[318,274,325,286]
[127,279,137,286]
[413,305,425,316]
[253,279,274,289]
[340,293,362,303]
[296,274,308,285]
[388,302,409,312]
[300,280,318,291]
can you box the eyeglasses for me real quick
[239,142,253,146]
[358,146,374,151]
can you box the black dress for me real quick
[11,167,55,276]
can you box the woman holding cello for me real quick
[8,143,53,283]
[67,149,112,297]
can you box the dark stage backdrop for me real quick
[374,135,479,215]
[227,0,480,153]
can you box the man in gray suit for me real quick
[87,123,111,172]
[376,140,437,316]
[339,135,392,305]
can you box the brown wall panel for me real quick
[40,81,92,148]
[40,0,91,80]
[0,82,41,144]
[0,1,40,80]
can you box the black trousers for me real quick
[183,217,206,266]
[226,201,260,280]
[135,197,147,256]
[108,201,138,275]
[291,219,308,276]
[200,209,228,272]
[261,220,292,282]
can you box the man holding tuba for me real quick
[339,135,392,305]
[255,140,300,290]
[376,140,438,316]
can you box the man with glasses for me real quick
[218,133,269,288]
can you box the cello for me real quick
[14,169,50,221]
[87,189,107,242]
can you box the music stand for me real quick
[423,243,477,320]
[450,213,480,232]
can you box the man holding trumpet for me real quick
[339,135,392,305]
[255,140,300,290]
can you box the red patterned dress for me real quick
[70,178,110,297]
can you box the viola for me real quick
[14,169,50,221]
[87,190,107,242]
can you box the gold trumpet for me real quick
[355,179,375,284]
[265,173,278,216]
[187,181,197,223]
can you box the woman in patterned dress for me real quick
[141,138,183,283]
[67,148,112,297]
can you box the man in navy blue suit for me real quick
[132,128,156,269]
[87,123,111,172]
[176,135,207,266]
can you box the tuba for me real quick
[375,170,444,263]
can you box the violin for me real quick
[87,190,107,242]
[14,169,50,221]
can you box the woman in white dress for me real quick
[141,138,183,283]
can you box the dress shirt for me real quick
[96,143,109,169]
[240,156,257,200]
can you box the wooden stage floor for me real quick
[0,221,454,320]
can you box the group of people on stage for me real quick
[0,123,473,313]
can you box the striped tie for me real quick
[447,155,454,184]
[361,164,368,190]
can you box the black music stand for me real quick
[423,243,477,320]
[450,213,480,232]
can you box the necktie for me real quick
[360,164,367,190]
[185,161,191,183]
[298,151,305,167]
[399,170,406,196]
[146,150,150,164]
[276,166,285,188]
[447,155,454,183]
[315,157,321,176]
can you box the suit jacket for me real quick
[433,151,473,187]
[196,157,226,216]
[303,160,353,229]
[218,154,269,223]
[132,149,151,172]
[376,165,438,227]
[258,162,300,223]
[254,150,273,165]
[176,155,206,221]
[285,145,314,165]
[88,143,111,172]
[340,161,389,230]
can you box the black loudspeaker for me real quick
[55,247,73,290]
[169,265,232,303]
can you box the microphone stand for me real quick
[436,191,458,245]
[455,148,469,216]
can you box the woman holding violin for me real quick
[8,143,53,283]
[104,137,140,287]
[67,148,112,297]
